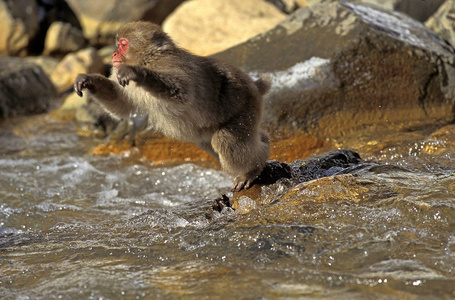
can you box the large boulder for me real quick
[213,1,455,140]
[66,0,184,47]
[162,0,286,56]
[0,0,39,56]
[0,57,57,119]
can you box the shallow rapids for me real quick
[1,116,455,299]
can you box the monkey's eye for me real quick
[118,38,128,49]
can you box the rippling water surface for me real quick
[1,116,455,299]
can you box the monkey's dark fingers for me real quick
[117,76,130,87]
[232,184,244,192]
[243,180,254,190]
[232,174,256,192]
[232,180,246,192]
[74,85,83,97]
[74,75,87,97]
[117,65,136,87]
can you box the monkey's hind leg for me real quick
[198,141,220,161]
[212,129,270,192]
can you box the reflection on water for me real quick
[1,116,455,299]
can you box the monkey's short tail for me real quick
[255,75,272,96]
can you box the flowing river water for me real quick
[1,115,455,299]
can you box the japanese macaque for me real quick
[74,21,270,191]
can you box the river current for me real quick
[1,115,455,299]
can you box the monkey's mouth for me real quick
[112,61,122,68]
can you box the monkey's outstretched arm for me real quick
[116,65,186,102]
[74,73,134,119]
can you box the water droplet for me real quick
[412,280,422,286]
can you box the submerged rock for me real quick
[233,149,366,208]
[233,163,411,224]
[213,1,455,139]
[232,149,417,220]
[0,56,57,119]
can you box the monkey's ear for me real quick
[152,31,174,52]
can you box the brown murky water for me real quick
[1,116,455,299]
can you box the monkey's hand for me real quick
[74,74,95,97]
[117,65,140,87]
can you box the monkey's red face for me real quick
[112,37,129,68]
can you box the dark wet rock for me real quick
[0,56,57,119]
[233,166,401,223]
[293,149,363,181]
[233,149,366,206]
[213,1,455,140]
[254,160,295,185]
[231,149,418,215]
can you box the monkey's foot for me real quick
[232,175,255,192]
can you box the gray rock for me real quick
[0,57,57,119]
[213,1,455,139]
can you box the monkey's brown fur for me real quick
[75,21,270,191]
